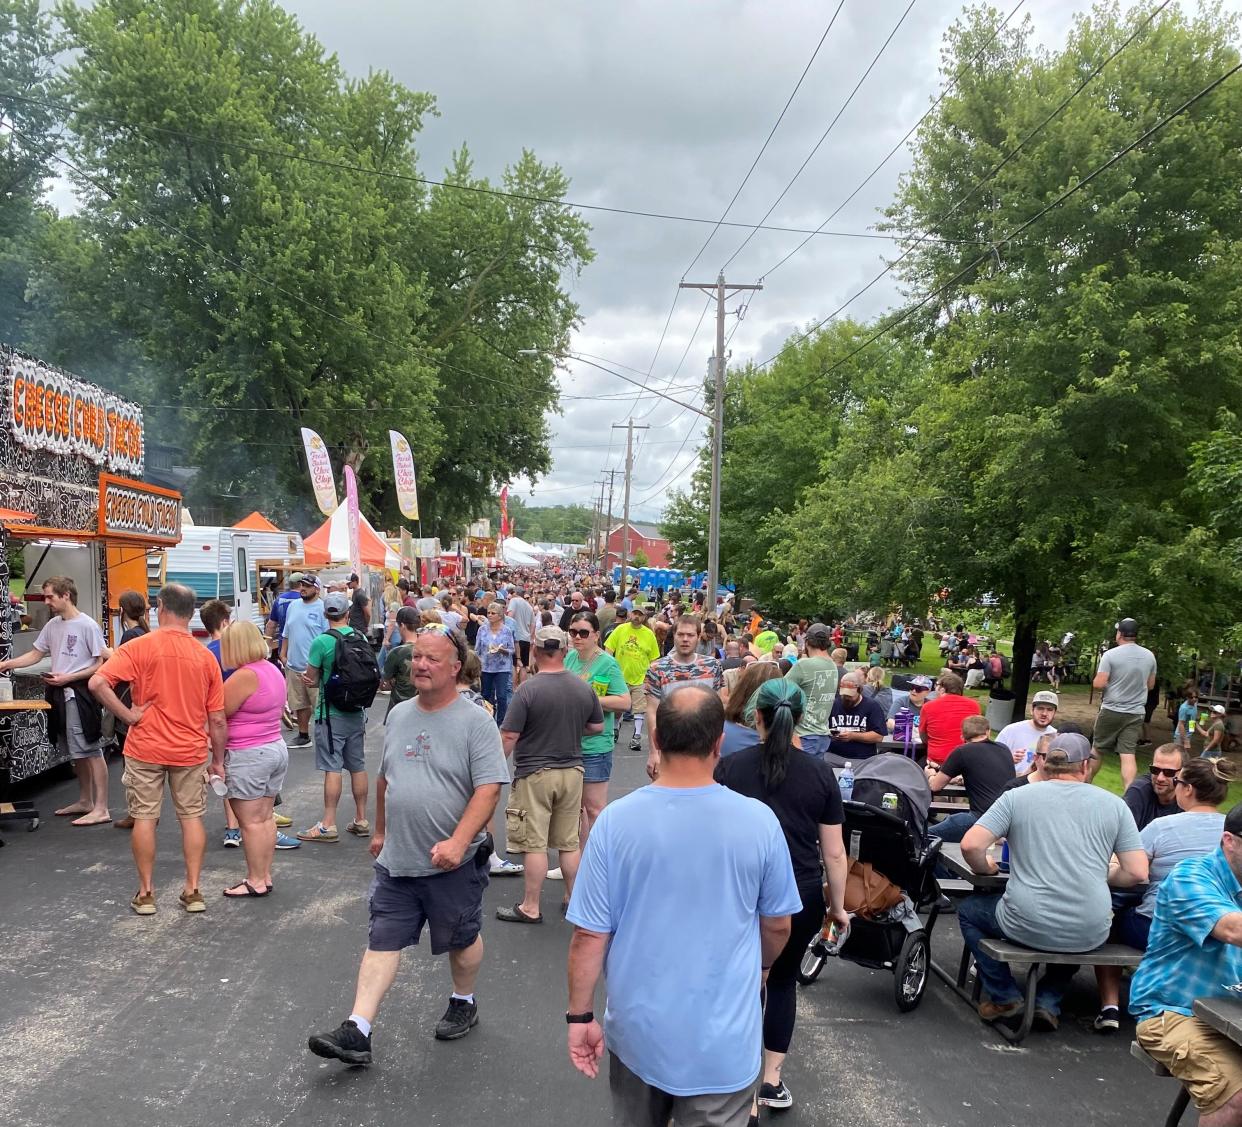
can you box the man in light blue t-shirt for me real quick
[280,576,327,746]
[566,684,800,1126]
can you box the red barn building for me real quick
[603,521,670,569]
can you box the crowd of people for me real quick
[17,566,1242,1126]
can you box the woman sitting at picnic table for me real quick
[1094,756,1236,1032]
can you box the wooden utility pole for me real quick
[679,272,761,605]
[601,467,619,573]
[612,421,649,594]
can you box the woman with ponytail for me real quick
[714,679,849,1116]
[1095,753,1237,1032]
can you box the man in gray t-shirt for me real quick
[958,732,1148,1030]
[1093,617,1158,790]
[308,629,510,1066]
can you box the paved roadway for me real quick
[1,711,1176,1127]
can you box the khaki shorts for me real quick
[1094,707,1143,757]
[286,666,319,713]
[628,683,647,714]
[122,756,208,820]
[507,767,584,853]
[1137,1012,1242,1113]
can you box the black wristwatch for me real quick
[566,1011,595,1024]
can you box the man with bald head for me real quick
[309,626,510,1064]
[566,684,801,1125]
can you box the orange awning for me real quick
[0,507,37,522]
[232,511,280,532]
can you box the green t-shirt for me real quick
[785,655,840,737]
[383,642,416,708]
[308,625,355,720]
[565,649,628,755]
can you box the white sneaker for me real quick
[547,867,564,880]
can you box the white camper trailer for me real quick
[150,521,303,631]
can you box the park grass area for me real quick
[868,632,1242,807]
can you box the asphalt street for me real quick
[1,709,1179,1127]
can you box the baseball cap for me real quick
[395,606,420,629]
[323,592,349,616]
[299,574,320,588]
[1116,617,1139,638]
[1045,731,1092,763]
[534,624,568,651]
[805,624,831,647]
[1214,704,1227,715]
[288,571,304,585]
[909,675,934,692]
[1031,690,1060,708]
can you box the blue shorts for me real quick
[368,857,489,954]
[583,751,613,783]
[314,710,367,773]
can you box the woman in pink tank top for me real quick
[220,622,290,898]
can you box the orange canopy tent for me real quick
[301,505,399,568]
[232,511,281,532]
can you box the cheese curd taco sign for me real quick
[7,354,144,475]
[98,474,182,544]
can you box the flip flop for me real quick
[223,880,270,898]
[54,807,91,817]
[496,903,543,924]
[71,815,112,827]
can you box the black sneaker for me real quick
[292,732,311,747]
[434,997,479,1041]
[308,1020,372,1065]
[758,1081,793,1109]
[629,737,642,752]
[1093,1006,1121,1034]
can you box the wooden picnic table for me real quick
[937,842,1009,891]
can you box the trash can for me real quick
[986,689,1016,732]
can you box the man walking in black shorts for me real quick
[308,625,510,1064]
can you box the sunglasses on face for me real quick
[1150,767,1179,779]
[568,627,592,638]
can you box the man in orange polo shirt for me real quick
[91,583,226,916]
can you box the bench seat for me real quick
[979,938,1143,969]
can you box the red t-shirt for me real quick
[919,693,982,767]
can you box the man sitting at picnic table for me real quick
[926,714,1013,843]
[958,732,1148,1031]
[1129,803,1242,1126]
[823,671,886,767]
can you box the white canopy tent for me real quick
[501,537,541,567]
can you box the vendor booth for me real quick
[0,346,180,791]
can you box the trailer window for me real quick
[237,547,248,591]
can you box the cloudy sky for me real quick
[189,3,1240,520]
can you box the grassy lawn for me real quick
[857,630,1242,809]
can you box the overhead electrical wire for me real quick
[753,0,1174,374]
[718,0,920,272]
[745,53,1242,424]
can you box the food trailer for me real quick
[0,345,181,797]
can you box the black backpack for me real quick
[323,628,381,712]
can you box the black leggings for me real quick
[764,883,826,1055]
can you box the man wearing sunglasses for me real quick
[1124,743,1185,832]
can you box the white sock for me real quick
[632,716,644,738]
[348,1014,372,1037]
[451,992,475,1004]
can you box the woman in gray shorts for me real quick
[221,622,290,898]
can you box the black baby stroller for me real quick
[798,755,944,1011]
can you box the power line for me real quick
[718,0,920,272]
[680,2,847,278]
[753,0,1174,373]
[755,0,1028,283]
[0,89,923,245]
[747,55,1242,422]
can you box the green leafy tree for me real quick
[632,547,649,568]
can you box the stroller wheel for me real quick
[797,938,829,986]
[894,931,929,1012]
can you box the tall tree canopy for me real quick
[3,0,592,537]
[665,2,1242,708]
